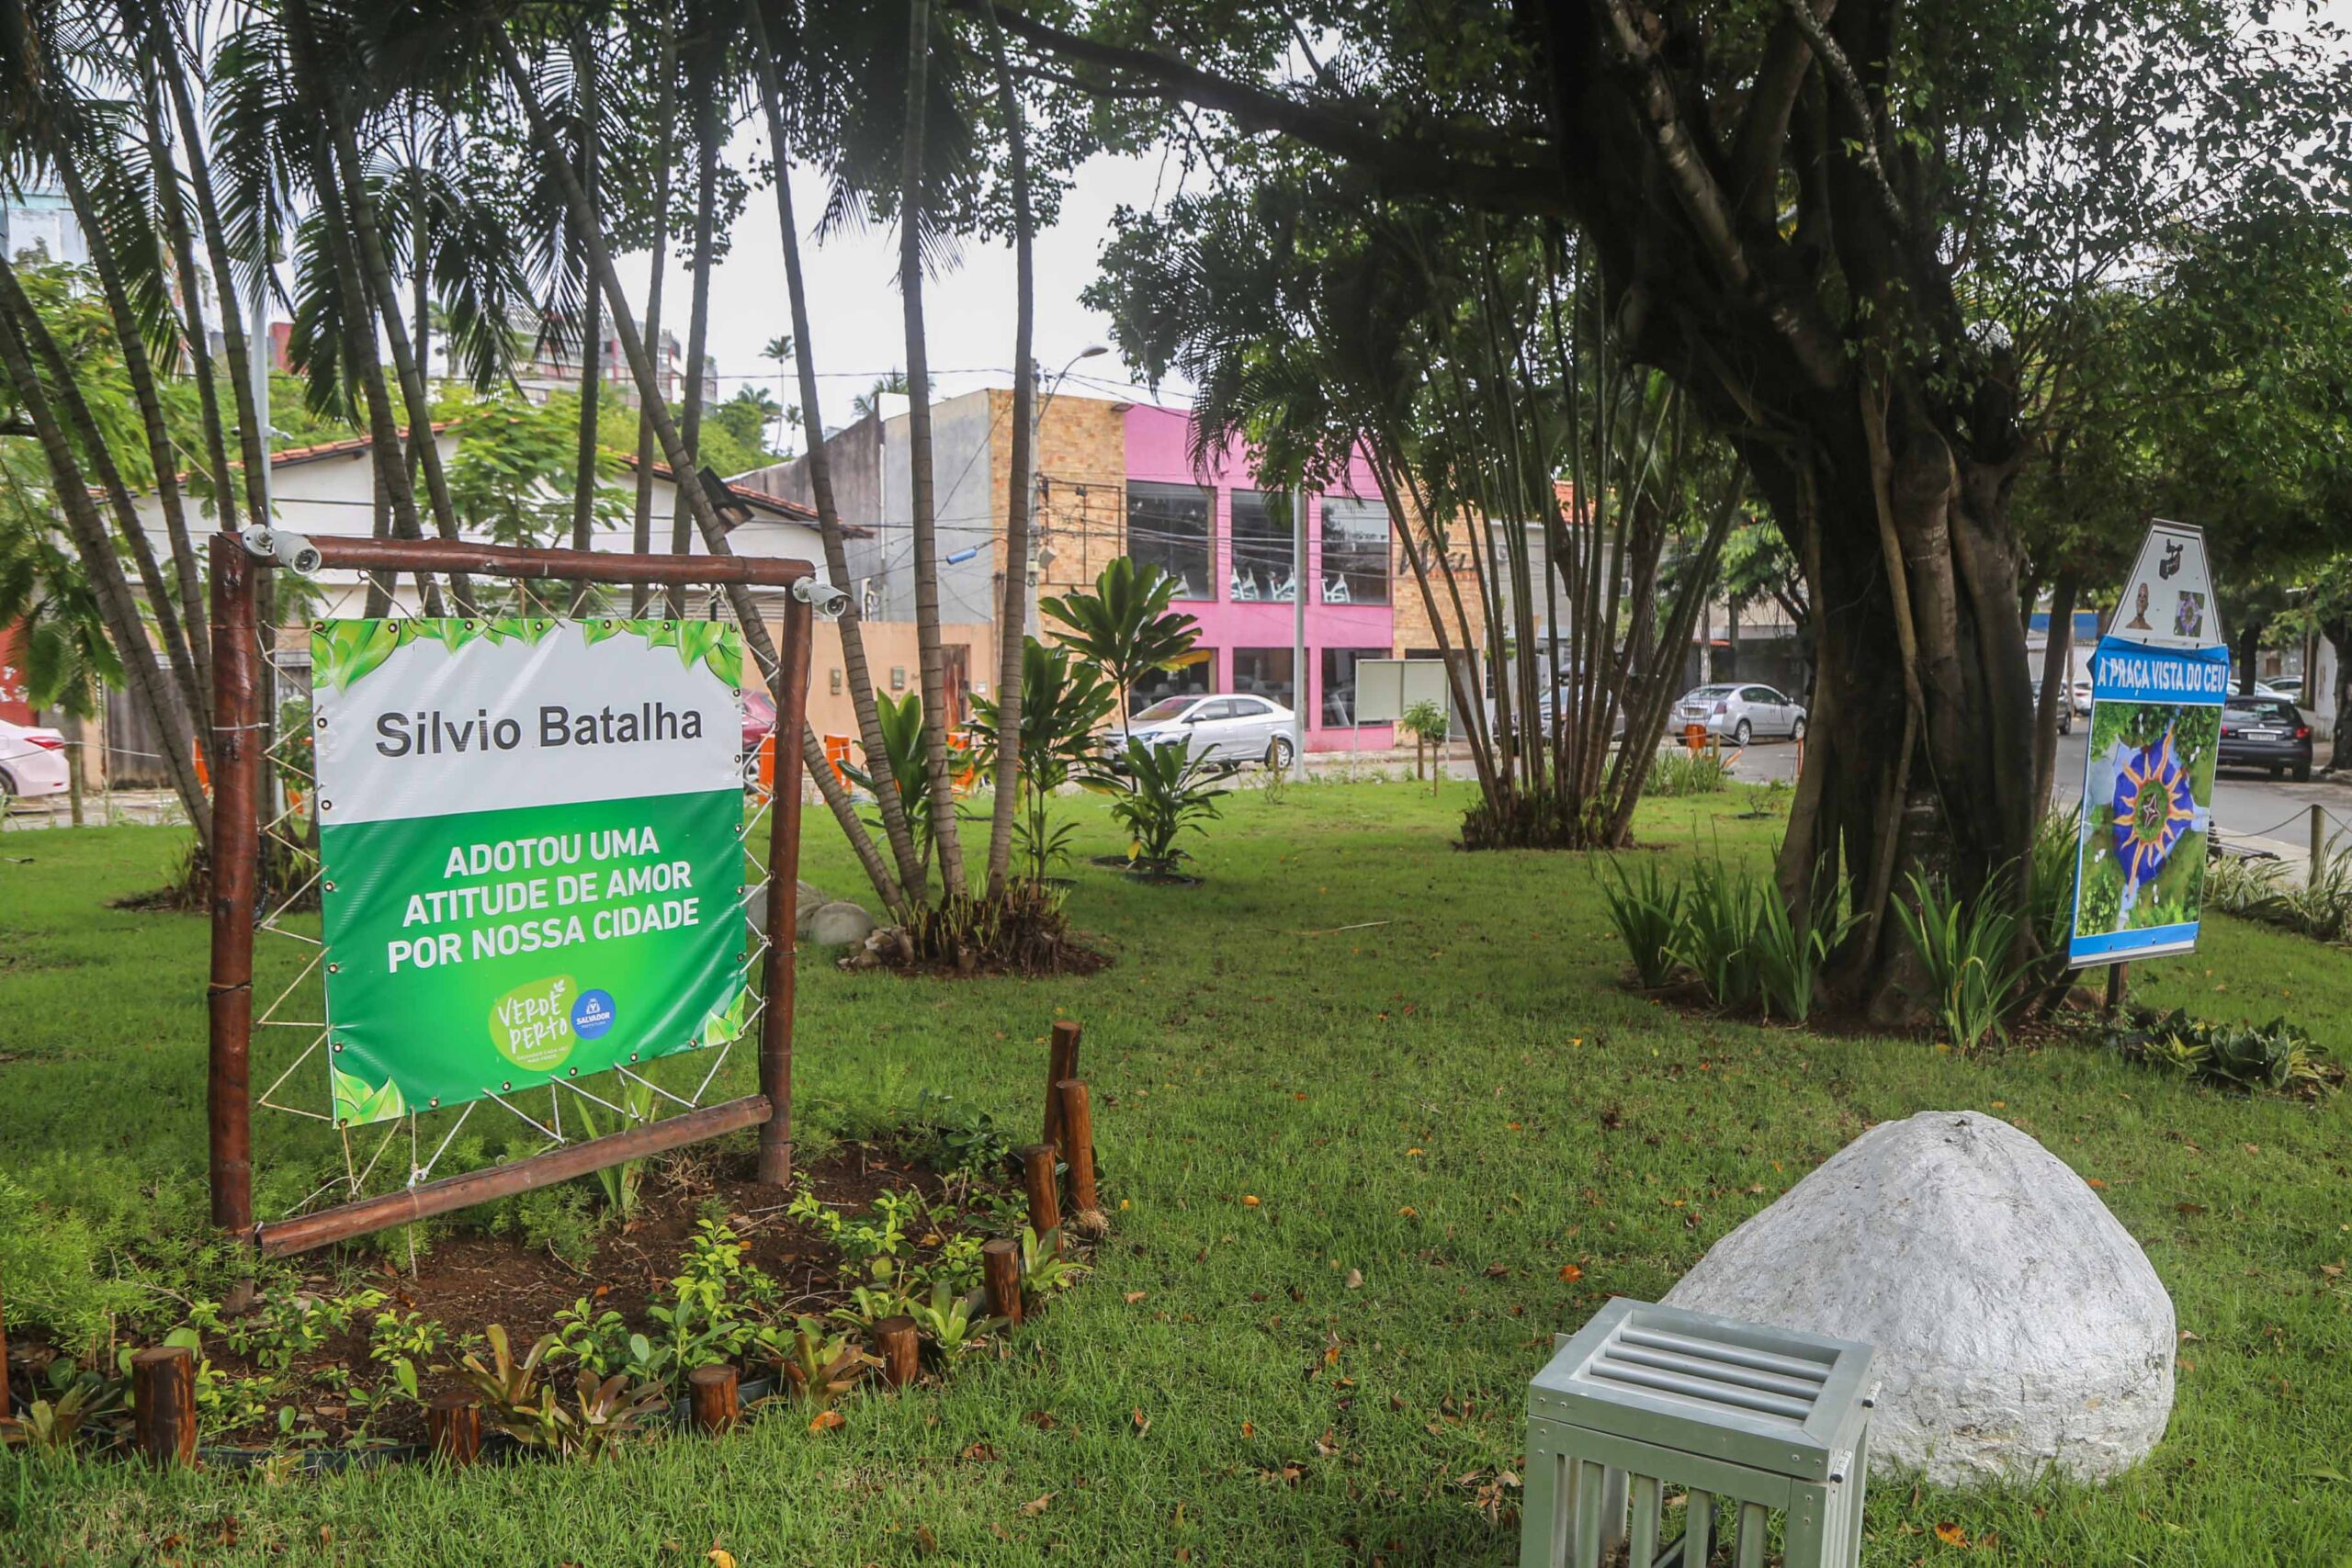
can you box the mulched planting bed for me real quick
[15,1129,1071,1464]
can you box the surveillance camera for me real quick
[270,528,323,576]
[793,577,851,618]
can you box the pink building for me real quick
[1117,403,1396,752]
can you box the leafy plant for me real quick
[1600,859,1684,988]
[967,637,1118,882]
[2202,852,2288,920]
[0,1360,121,1452]
[1087,738,1230,871]
[843,688,939,873]
[570,1076,661,1218]
[906,1279,1006,1360]
[755,1316,875,1410]
[1893,871,2038,1054]
[2114,1008,2331,1095]
[1017,1226,1087,1300]
[1647,747,1731,797]
[1039,556,1204,740]
[458,1325,665,1461]
[369,1308,450,1366]
[1674,861,1764,1010]
[828,1258,917,1335]
[786,1185,915,1268]
[190,1283,387,1370]
[912,1090,1015,1186]
[1753,884,1859,1024]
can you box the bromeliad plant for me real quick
[756,1317,876,1410]
[0,1360,122,1453]
[458,1325,666,1461]
[907,1280,1006,1361]
[1017,1226,1087,1302]
[1087,738,1230,874]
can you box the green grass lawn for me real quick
[4,779,2351,1565]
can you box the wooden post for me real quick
[426,1392,482,1465]
[687,1363,741,1433]
[981,1237,1023,1327]
[2103,962,2128,1019]
[207,536,260,1235]
[1,1268,10,1415]
[758,595,814,1188]
[2312,802,2327,880]
[1057,1079,1104,1235]
[1043,1020,1081,1151]
[873,1315,920,1390]
[131,1346,198,1467]
[1021,1143,1062,1249]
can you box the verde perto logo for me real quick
[312,618,750,1127]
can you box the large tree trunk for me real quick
[0,256,211,846]
[668,83,720,620]
[492,28,909,918]
[979,0,1035,899]
[1763,386,2035,1012]
[747,7,928,896]
[901,0,968,899]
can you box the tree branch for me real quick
[956,1,1566,215]
[1777,0,1908,231]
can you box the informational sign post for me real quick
[2066,522,2229,966]
[311,617,749,1126]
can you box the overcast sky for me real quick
[608,127,1199,442]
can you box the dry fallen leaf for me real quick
[1935,1522,1969,1547]
[1241,1420,1256,1438]
[913,1525,939,1557]
[2086,1177,2109,1190]
[808,1410,845,1434]
[1133,1407,1152,1436]
[1345,1269,1363,1289]
[1558,1264,1584,1283]
[1020,1494,1056,1518]
[1125,1291,1148,1304]
[708,1551,737,1568]
[1242,1195,1262,1208]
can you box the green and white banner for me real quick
[311,617,750,1126]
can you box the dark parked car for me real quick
[2218,695,2312,781]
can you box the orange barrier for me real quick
[760,732,854,793]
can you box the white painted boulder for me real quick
[1663,1110,2174,1488]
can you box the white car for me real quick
[0,717,71,804]
[1670,683,1806,745]
[1120,693,1298,768]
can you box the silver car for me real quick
[1670,683,1806,745]
[1122,693,1299,768]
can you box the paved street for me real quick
[1726,729,2352,874]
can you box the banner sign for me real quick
[2066,522,2227,966]
[311,618,750,1126]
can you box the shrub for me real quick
[1088,738,1230,872]
[2278,840,2352,942]
[1675,861,1764,1010]
[1893,871,2037,1053]
[1600,859,1684,988]
[2203,852,2288,921]
[1648,747,1731,797]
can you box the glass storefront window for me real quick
[1319,497,1389,604]
[1320,647,1389,727]
[1128,481,1213,600]
[1230,491,1296,602]
[1232,647,1295,709]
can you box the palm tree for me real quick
[899,0,967,899]
[978,0,1035,899]
[745,2,928,900]
[667,22,725,618]
[630,10,676,614]
[566,20,603,612]
[482,18,910,916]
[851,369,911,422]
[0,257,211,847]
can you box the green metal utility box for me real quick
[1521,1298,1877,1568]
